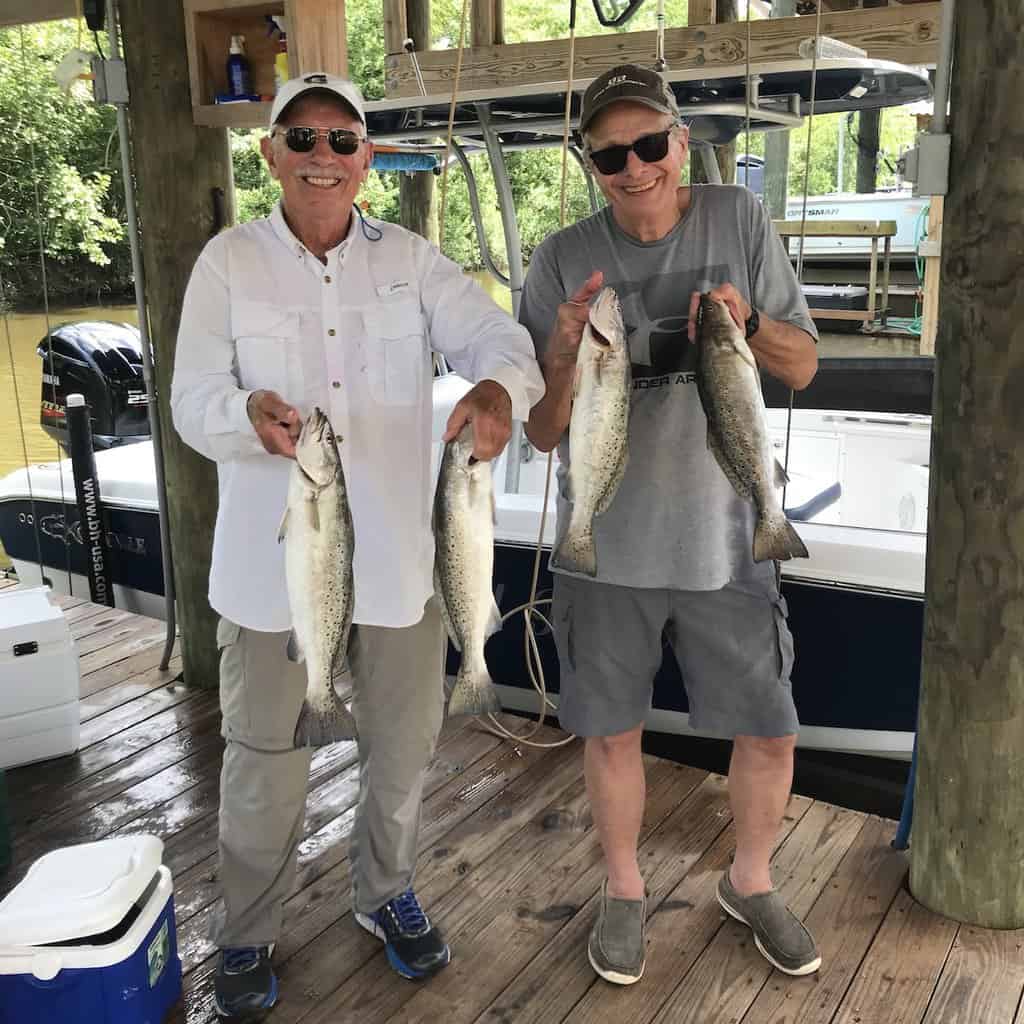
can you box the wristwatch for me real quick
[744,306,760,339]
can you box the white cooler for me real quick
[0,835,183,1023]
[0,587,81,769]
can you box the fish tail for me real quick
[552,524,598,577]
[754,513,809,563]
[447,659,502,718]
[293,694,358,748]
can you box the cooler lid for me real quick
[0,835,164,947]
[0,587,69,650]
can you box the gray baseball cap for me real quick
[269,72,366,127]
[579,64,680,135]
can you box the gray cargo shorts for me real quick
[551,571,799,739]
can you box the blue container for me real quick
[0,838,182,1024]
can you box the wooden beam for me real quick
[472,0,497,48]
[384,3,941,98]
[910,1,1024,928]
[399,0,438,244]
[117,0,232,691]
[0,0,75,27]
[687,0,717,24]
[383,0,408,55]
[290,0,348,77]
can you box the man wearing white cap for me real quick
[173,72,544,1019]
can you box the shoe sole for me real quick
[587,945,645,985]
[354,911,452,981]
[716,891,822,977]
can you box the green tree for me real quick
[0,22,128,306]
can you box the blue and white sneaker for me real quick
[213,945,277,1020]
[355,889,451,979]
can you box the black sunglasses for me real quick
[275,126,367,155]
[589,129,673,176]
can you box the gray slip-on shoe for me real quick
[717,872,821,976]
[587,881,646,985]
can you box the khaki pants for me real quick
[211,598,446,948]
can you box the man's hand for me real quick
[443,380,513,461]
[544,270,604,368]
[687,283,752,342]
[247,389,301,458]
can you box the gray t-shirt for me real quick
[518,184,817,592]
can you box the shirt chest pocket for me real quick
[232,303,304,403]
[363,299,427,407]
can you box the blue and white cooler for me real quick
[0,835,182,1023]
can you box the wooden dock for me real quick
[3,579,1023,1024]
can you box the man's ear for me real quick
[260,134,280,180]
[361,139,374,181]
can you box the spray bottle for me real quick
[226,35,252,98]
[267,16,289,93]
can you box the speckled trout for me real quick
[279,407,359,746]
[433,425,503,717]
[553,286,632,577]
[695,293,808,562]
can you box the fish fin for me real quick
[286,629,304,664]
[293,693,359,748]
[305,494,320,532]
[753,514,809,563]
[485,597,503,639]
[491,489,497,527]
[277,506,290,544]
[551,524,598,577]
[564,470,575,504]
[447,661,502,718]
[708,429,753,501]
[572,360,583,402]
[331,634,352,679]
[774,458,790,489]
[594,445,629,518]
[730,335,759,371]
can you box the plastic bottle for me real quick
[268,16,289,93]
[227,35,252,98]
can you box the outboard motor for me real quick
[38,321,150,451]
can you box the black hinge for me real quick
[13,641,39,657]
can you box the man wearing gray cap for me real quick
[173,72,544,1018]
[520,64,820,985]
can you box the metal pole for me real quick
[475,102,526,495]
[107,0,177,667]
[66,395,115,608]
[836,114,845,193]
[931,0,955,135]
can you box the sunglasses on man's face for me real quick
[588,129,673,176]
[275,126,367,155]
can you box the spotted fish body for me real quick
[433,425,503,717]
[280,407,359,746]
[695,293,808,563]
[554,286,632,577]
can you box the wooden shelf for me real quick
[192,101,275,128]
[184,0,290,127]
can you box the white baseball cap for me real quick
[269,72,366,127]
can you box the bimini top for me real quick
[363,54,931,148]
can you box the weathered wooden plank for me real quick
[6,691,217,824]
[171,723,574,1023]
[740,816,910,1024]
[774,219,897,238]
[921,926,1024,1024]
[384,4,941,98]
[918,194,942,356]
[0,0,75,26]
[80,652,183,718]
[831,887,959,1024]
[385,765,725,1024]
[79,627,175,693]
[548,792,814,1024]
[78,676,192,744]
[75,614,168,662]
[646,802,866,1024]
